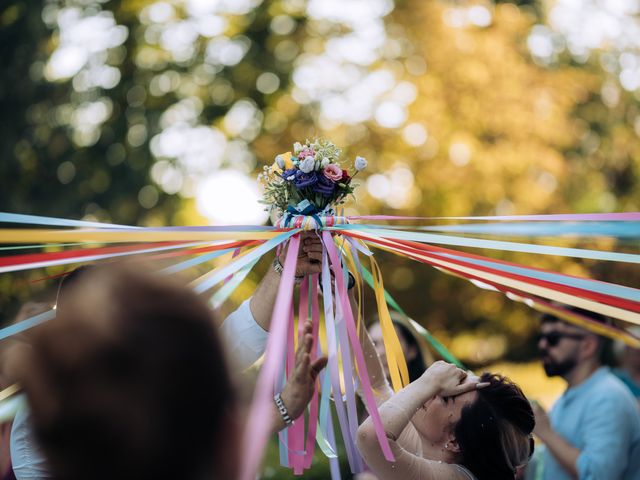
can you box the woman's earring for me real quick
[444,442,450,450]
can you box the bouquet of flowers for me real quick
[259,139,367,217]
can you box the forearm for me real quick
[379,380,438,439]
[249,265,281,331]
[538,429,579,478]
[358,378,437,473]
[360,378,437,444]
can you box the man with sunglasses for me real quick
[530,309,640,480]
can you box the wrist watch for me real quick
[274,393,294,426]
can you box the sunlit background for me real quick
[2,0,640,476]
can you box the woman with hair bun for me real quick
[357,324,534,480]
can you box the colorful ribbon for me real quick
[2,209,640,480]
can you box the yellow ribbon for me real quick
[1,229,279,243]
[369,255,410,391]
[0,384,20,402]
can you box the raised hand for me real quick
[280,319,328,420]
[420,361,486,397]
[531,400,552,439]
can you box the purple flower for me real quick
[294,170,318,188]
[282,168,297,181]
[313,173,335,196]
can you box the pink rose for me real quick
[323,164,343,182]
[298,148,315,159]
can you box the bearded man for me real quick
[531,308,640,480]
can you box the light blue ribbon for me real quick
[210,257,261,309]
[193,229,300,294]
[435,252,640,302]
[0,212,138,229]
[330,226,640,264]
[385,221,640,239]
[0,309,56,342]
[160,248,235,275]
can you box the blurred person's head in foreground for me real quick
[13,263,238,480]
[368,312,429,382]
[538,306,612,381]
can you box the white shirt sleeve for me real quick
[10,400,53,479]
[220,298,269,370]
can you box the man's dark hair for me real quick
[540,305,608,325]
[455,373,535,480]
[19,264,238,480]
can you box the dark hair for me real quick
[540,305,608,326]
[19,265,238,480]
[455,373,535,480]
[393,322,427,382]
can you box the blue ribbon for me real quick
[283,200,328,229]
[0,212,138,229]
[330,226,640,264]
[381,221,640,239]
[0,309,56,342]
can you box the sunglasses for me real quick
[536,332,585,347]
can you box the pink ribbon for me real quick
[322,231,395,462]
[304,275,321,469]
[348,213,640,221]
[321,249,361,469]
[240,235,301,480]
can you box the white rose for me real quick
[293,142,303,154]
[320,157,330,168]
[354,156,367,171]
[275,155,285,169]
[299,156,315,173]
